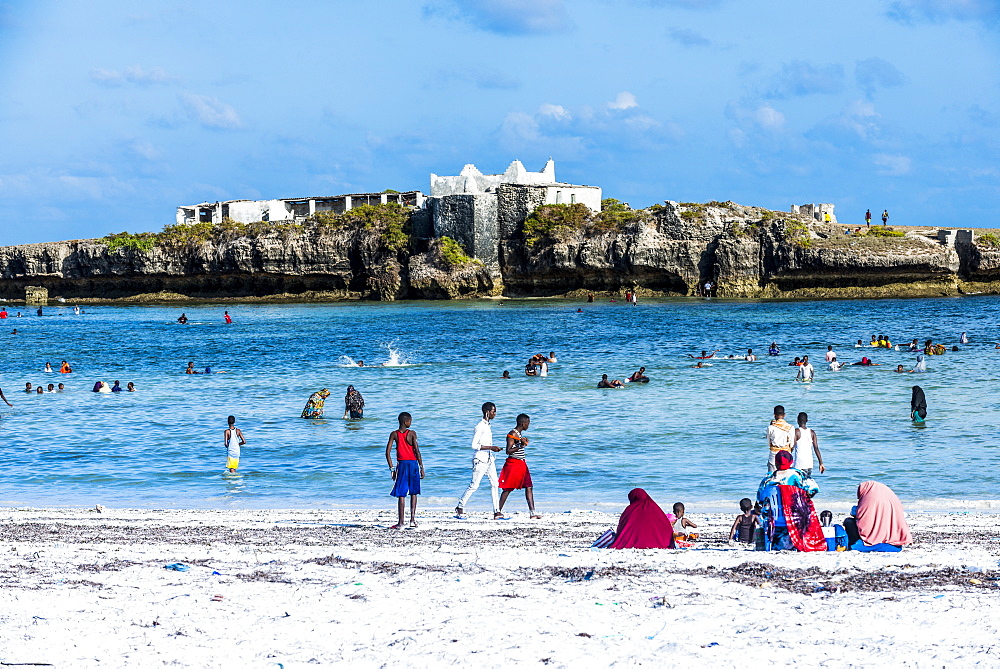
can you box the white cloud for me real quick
[754,105,785,129]
[538,103,571,120]
[608,91,638,111]
[424,0,572,35]
[178,93,242,130]
[873,153,912,176]
[90,66,177,86]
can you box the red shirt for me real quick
[395,429,416,461]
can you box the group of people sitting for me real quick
[91,381,136,393]
[524,352,557,377]
[597,367,649,388]
[597,459,912,553]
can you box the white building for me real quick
[430,159,602,212]
[176,191,426,226]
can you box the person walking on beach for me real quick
[796,355,814,381]
[455,402,503,520]
[386,412,424,529]
[224,415,245,473]
[766,405,794,472]
[497,414,541,518]
[882,209,889,225]
[792,412,825,478]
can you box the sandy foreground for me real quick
[0,507,998,668]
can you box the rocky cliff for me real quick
[0,202,996,302]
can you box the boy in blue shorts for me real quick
[385,412,425,529]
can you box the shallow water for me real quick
[0,297,997,512]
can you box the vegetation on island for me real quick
[100,202,412,254]
[522,199,647,246]
[435,236,480,269]
[979,232,1000,248]
[864,225,905,238]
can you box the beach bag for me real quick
[591,528,616,548]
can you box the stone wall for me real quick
[497,184,547,239]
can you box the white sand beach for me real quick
[1,507,998,668]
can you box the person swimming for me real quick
[855,339,864,348]
[597,374,624,388]
[768,342,780,355]
[177,313,188,324]
[501,370,511,379]
[185,362,199,374]
[628,367,650,383]
[687,349,719,359]
[788,357,802,366]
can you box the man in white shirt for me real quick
[796,355,814,381]
[825,345,836,363]
[456,402,503,519]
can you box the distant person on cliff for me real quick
[824,212,831,223]
[224,310,232,324]
[177,313,188,324]
[185,362,199,374]
[882,210,889,225]
[865,209,872,227]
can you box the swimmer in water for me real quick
[357,360,365,367]
[127,382,136,392]
[546,352,557,363]
[855,339,864,348]
[59,360,72,374]
[501,370,511,379]
[687,349,720,359]
[44,362,53,373]
[693,361,707,368]
[185,362,199,374]
[895,365,909,373]
[57,383,65,391]
[24,382,32,393]
[768,342,780,355]
[746,348,756,362]
[46,384,55,392]
[628,367,650,383]
[597,374,624,388]
[224,310,232,324]
[788,357,801,366]
[177,313,188,324]
[852,357,880,366]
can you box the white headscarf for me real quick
[912,355,927,373]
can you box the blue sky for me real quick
[1,0,998,245]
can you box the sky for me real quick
[0,0,998,245]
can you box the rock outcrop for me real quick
[0,202,996,301]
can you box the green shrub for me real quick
[437,236,476,268]
[523,203,591,245]
[101,231,156,253]
[866,225,905,238]
[594,198,641,232]
[784,220,812,247]
[978,232,1000,248]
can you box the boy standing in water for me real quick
[766,405,794,472]
[224,415,245,473]
[792,412,825,478]
[385,412,425,529]
[497,414,541,518]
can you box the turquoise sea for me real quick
[0,297,998,512]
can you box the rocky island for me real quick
[1,160,998,302]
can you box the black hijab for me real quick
[910,385,927,419]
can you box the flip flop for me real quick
[388,524,403,530]
[407,522,419,529]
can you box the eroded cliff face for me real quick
[0,202,995,301]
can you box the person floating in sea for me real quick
[768,342,780,356]
[344,385,365,419]
[57,383,65,391]
[500,370,511,379]
[455,402,503,520]
[224,415,246,473]
[597,374,625,388]
[24,382,32,393]
[224,310,232,324]
[852,357,880,366]
[126,382,136,392]
[628,367,650,383]
[43,362,53,373]
[825,345,836,363]
[111,380,122,393]
[185,362,199,374]
[357,360,365,367]
[35,386,43,395]
[0,307,6,319]
[960,331,969,344]
[177,313,188,324]
[385,412,424,529]
[829,356,846,371]
[687,349,719,359]
[855,339,864,348]
[300,388,331,419]
[745,348,756,362]
[788,356,802,366]
[497,413,540,519]
[912,355,927,373]
[59,360,72,374]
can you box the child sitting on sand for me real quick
[670,502,699,541]
[729,497,757,543]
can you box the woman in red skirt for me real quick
[497,413,541,518]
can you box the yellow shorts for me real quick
[226,457,239,470]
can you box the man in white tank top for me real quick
[792,411,825,478]
[224,415,246,473]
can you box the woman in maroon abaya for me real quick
[610,488,677,549]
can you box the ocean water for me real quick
[0,297,998,512]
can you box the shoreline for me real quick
[1,507,998,666]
